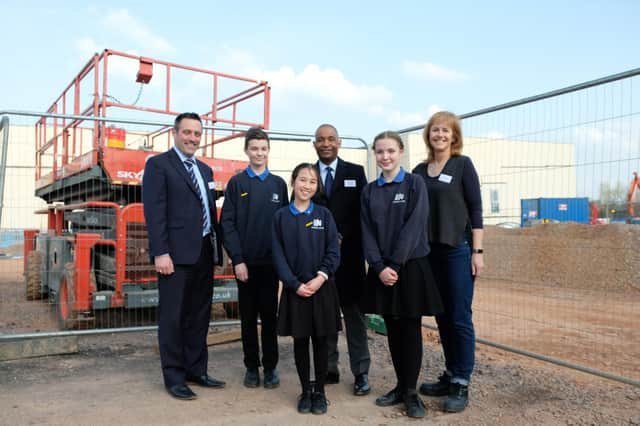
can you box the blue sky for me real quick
[1,1,638,142]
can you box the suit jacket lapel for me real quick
[332,158,347,195]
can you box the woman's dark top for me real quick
[412,155,482,247]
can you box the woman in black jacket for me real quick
[412,111,484,413]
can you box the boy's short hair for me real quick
[244,127,270,150]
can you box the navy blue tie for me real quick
[325,167,334,197]
[184,159,209,233]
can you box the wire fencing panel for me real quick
[0,113,370,338]
[402,71,640,383]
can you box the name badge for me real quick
[208,181,216,189]
[438,174,452,184]
[344,179,356,188]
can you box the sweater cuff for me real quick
[285,279,300,290]
[371,261,385,275]
[388,262,401,273]
[231,255,244,266]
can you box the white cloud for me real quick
[263,64,392,108]
[75,37,100,57]
[385,104,442,128]
[74,39,140,80]
[102,9,174,54]
[402,61,468,82]
[211,48,393,113]
[574,126,618,143]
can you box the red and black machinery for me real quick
[23,49,269,328]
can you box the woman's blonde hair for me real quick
[422,111,463,162]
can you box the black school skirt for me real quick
[277,277,342,338]
[360,256,444,318]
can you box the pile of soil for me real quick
[484,223,640,293]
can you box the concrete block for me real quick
[0,336,79,361]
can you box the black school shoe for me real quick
[353,373,371,396]
[311,392,328,415]
[404,392,426,418]
[419,372,451,396]
[244,368,260,388]
[444,382,469,413]
[297,390,312,414]
[264,369,280,389]
[374,387,404,407]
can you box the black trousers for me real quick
[294,335,328,393]
[158,235,213,388]
[237,264,279,370]
[383,315,423,395]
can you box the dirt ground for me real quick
[1,329,639,425]
[1,223,639,424]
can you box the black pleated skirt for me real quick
[360,256,444,318]
[277,278,342,338]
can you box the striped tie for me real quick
[184,159,209,234]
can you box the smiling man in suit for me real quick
[143,112,226,400]
[312,123,371,396]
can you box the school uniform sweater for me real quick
[221,168,288,266]
[360,169,430,274]
[271,202,341,290]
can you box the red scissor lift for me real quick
[23,49,269,328]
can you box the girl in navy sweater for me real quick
[271,163,341,415]
[360,131,443,418]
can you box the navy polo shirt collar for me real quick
[288,201,315,216]
[377,167,406,186]
[246,166,270,181]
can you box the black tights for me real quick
[293,335,328,394]
[383,316,423,395]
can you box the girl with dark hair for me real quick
[271,163,342,415]
[360,131,443,418]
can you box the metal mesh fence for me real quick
[0,113,369,337]
[400,69,640,384]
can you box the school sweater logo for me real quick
[271,193,280,203]
[393,193,406,204]
[306,219,324,230]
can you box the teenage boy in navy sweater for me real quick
[220,128,288,388]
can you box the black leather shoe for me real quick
[297,390,312,414]
[166,384,197,400]
[419,372,451,396]
[325,371,340,384]
[311,392,328,415]
[186,374,226,388]
[244,368,260,388]
[375,387,404,407]
[263,369,280,389]
[353,373,371,396]
[404,392,426,418]
[444,382,469,413]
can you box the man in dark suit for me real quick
[312,123,371,396]
[143,112,226,400]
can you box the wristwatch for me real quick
[472,248,484,254]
